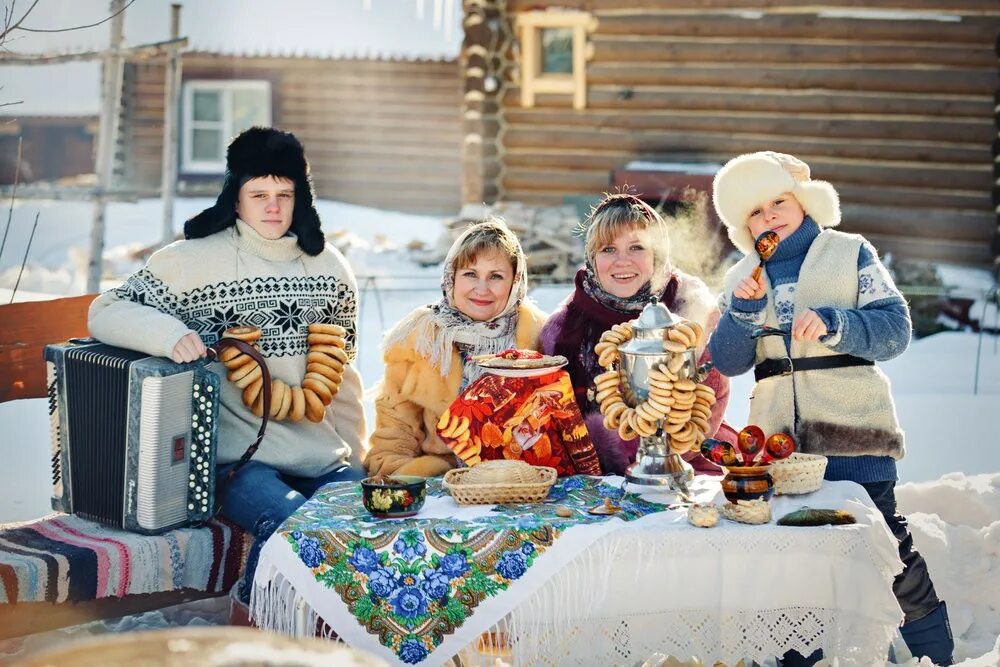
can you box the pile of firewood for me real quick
[415,202,585,281]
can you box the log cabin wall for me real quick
[473,0,1000,266]
[121,54,463,215]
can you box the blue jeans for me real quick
[215,460,365,601]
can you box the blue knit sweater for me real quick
[710,218,911,483]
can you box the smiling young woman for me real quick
[539,193,737,476]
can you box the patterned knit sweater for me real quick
[710,217,911,483]
[88,220,366,478]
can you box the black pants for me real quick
[781,480,942,667]
[863,481,941,623]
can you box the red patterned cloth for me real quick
[438,369,602,476]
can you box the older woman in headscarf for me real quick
[365,218,548,477]
[539,193,736,476]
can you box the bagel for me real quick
[308,323,348,337]
[227,360,260,384]
[222,326,262,343]
[306,362,344,384]
[268,380,288,418]
[303,388,327,422]
[242,377,263,407]
[311,344,349,365]
[306,332,347,347]
[274,383,293,421]
[302,377,334,404]
[288,386,306,422]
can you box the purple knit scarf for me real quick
[553,267,679,410]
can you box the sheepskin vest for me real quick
[723,230,905,459]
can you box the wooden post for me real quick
[86,0,127,293]
[160,3,182,248]
[460,0,506,206]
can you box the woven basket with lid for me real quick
[771,452,828,495]
[444,460,557,505]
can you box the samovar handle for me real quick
[694,360,714,383]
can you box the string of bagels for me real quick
[219,324,348,423]
[594,320,717,453]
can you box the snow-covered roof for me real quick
[1,0,462,115]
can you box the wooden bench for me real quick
[0,295,248,639]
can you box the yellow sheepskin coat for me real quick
[365,302,548,477]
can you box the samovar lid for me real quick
[619,298,682,355]
[633,298,681,331]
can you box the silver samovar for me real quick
[617,299,704,492]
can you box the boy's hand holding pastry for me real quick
[733,275,766,301]
[791,309,828,341]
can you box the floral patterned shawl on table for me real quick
[250,477,668,665]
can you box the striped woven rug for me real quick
[0,514,249,604]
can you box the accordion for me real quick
[45,340,220,534]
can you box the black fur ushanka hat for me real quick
[183,126,325,255]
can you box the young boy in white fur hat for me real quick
[709,151,954,665]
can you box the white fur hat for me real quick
[712,151,841,254]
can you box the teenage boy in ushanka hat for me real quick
[708,151,953,665]
[89,127,366,604]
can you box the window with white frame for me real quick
[181,80,271,173]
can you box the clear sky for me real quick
[1,0,464,114]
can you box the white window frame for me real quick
[181,80,272,174]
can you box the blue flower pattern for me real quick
[293,533,326,568]
[369,566,400,598]
[393,530,427,561]
[390,578,429,619]
[439,552,470,578]
[495,549,528,580]
[283,477,663,664]
[349,546,379,574]
[420,569,451,600]
[399,638,429,664]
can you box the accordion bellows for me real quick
[45,340,219,534]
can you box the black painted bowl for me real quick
[360,475,427,518]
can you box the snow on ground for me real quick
[1,197,998,664]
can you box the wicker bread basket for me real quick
[443,460,557,505]
[771,453,828,495]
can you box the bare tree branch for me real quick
[0,0,40,45]
[18,0,135,33]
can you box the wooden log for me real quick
[835,184,991,211]
[593,13,999,44]
[0,295,96,402]
[502,129,990,166]
[587,63,996,96]
[840,204,995,242]
[503,107,994,144]
[278,101,461,120]
[510,0,1000,12]
[277,115,462,135]
[502,167,612,192]
[859,232,994,266]
[502,86,993,118]
[301,144,462,162]
[311,162,462,181]
[249,128,460,147]
[323,190,459,215]
[279,91,462,109]
[590,36,996,68]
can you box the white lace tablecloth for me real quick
[254,477,904,666]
